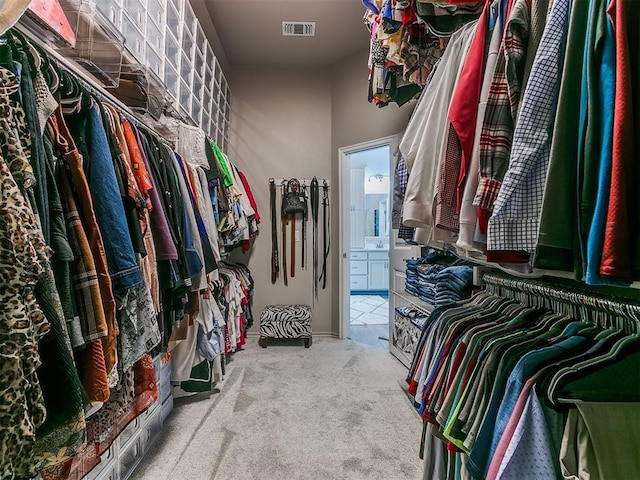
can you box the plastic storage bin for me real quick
[96,0,122,29]
[59,0,125,86]
[165,30,180,69]
[202,86,212,113]
[201,112,211,135]
[123,0,146,26]
[118,417,140,450]
[164,62,179,98]
[212,79,220,103]
[84,444,118,480]
[182,0,195,37]
[195,23,206,54]
[146,17,164,53]
[192,72,203,102]
[121,11,146,62]
[181,27,195,60]
[161,394,174,423]
[146,43,164,80]
[180,52,192,84]
[106,65,166,119]
[147,0,166,29]
[193,48,204,77]
[191,98,202,126]
[119,435,143,480]
[142,412,163,452]
[204,65,214,94]
[166,0,181,39]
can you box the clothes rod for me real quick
[481,271,640,334]
[270,178,330,187]
[15,23,185,144]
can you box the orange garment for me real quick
[122,119,154,208]
[49,108,118,383]
[58,172,109,403]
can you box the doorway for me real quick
[339,136,397,346]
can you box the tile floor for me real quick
[349,294,390,349]
[350,294,390,325]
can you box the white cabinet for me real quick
[350,250,389,292]
[368,260,389,290]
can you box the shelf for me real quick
[391,290,434,315]
[416,239,640,289]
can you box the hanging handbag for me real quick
[281,178,308,216]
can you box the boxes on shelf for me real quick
[146,43,165,80]
[165,31,180,76]
[182,0,196,37]
[59,0,125,86]
[121,11,146,62]
[147,0,167,29]
[106,65,166,120]
[164,62,179,99]
[166,0,181,39]
[96,0,122,30]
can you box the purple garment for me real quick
[132,124,179,261]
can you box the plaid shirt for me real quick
[474,0,532,211]
[395,155,416,240]
[487,0,571,252]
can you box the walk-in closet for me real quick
[1,1,638,479]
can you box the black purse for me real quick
[281,178,308,216]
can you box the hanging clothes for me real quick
[0,26,258,478]
[410,272,640,480]
[401,20,478,243]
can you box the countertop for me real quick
[351,247,389,252]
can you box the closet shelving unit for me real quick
[389,242,435,368]
[390,289,433,368]
[389,235,640,368]
[94,0,232,152]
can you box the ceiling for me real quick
[193,0,370,68]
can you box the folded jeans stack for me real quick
[434,265,473,305]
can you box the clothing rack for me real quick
[481,271,640,335]
[15,23,187,145]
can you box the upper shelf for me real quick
[415,238,640,289]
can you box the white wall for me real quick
[228,49,413,336]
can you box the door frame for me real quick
[338,135,398,340]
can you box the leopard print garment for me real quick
[0,66,52,480]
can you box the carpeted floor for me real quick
[131,338,423,480]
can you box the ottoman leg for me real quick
[259,337,268,348]
[304,337,312,348]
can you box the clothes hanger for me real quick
[551,335,640,405]
[26,39,60,93]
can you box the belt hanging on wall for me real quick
[281,178,308,279]
[281,182,288,286]
[269,179,279,284]
[310,177,319,300]
[319,180,330,290]
[301,182,308,272]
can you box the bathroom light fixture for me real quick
[365,174,389,194]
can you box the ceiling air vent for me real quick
[282,21,316,37]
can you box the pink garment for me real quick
[486,368,550,480]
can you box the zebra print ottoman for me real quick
[259,305,312,348]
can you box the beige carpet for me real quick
[131,338,423,480]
